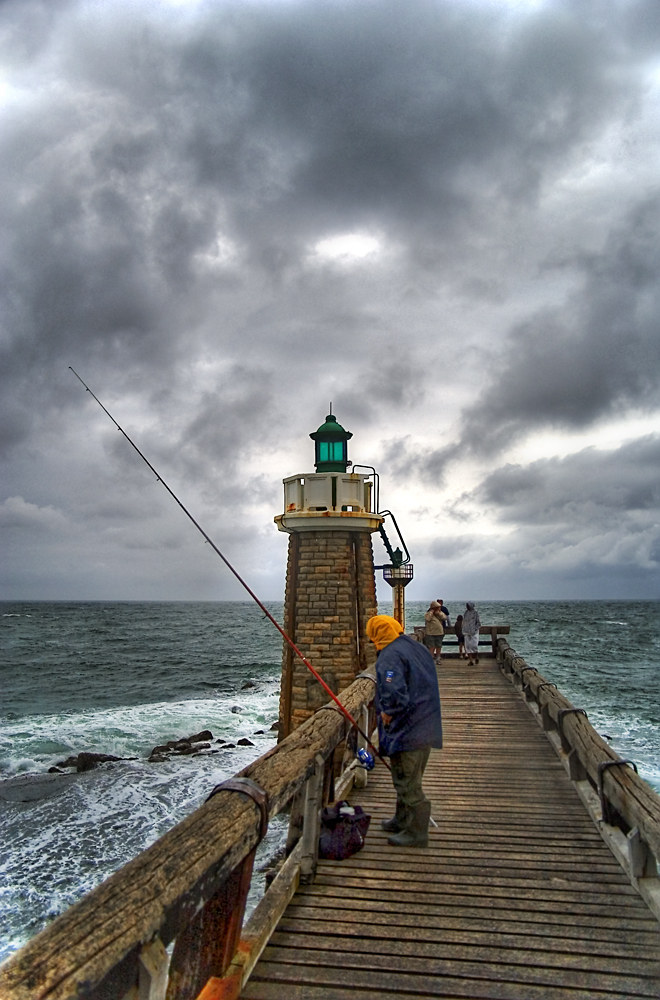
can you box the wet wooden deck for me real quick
[242,655,660,999]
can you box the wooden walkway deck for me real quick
[242,656,660,1000]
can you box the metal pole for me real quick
[393,583,405,630]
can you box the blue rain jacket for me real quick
[374,634,443,756]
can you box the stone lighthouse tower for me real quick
[274,412,383,738]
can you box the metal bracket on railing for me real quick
[207,777,270,842]
[598,759,638,826]
[536,682,557,695]
[355,671,377,685]
[556,708,588,753]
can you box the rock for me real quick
[150,744,171,756]
[148,754,167,763]
[48,767,64,774]
[186,730,213,743]
[241,680,256,690]
[55,756,80,769]
[237,738,255,747]
[270,721,281,731]
[76,752,122,773]
[253,730,265,735]
[231,706,243,714]
[0,772,79,802]
[223,743,236,749]
[215,738,227,744]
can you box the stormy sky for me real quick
[1,0,660,602]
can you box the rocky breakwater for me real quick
[146,729,257,763]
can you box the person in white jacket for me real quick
[462,602,481,665]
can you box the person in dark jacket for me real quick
[366,615,443,847]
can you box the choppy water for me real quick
[1,599,658,963]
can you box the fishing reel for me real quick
[355,747,375,771]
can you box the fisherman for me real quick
[366,615,443,848]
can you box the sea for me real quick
[1,598,659,963]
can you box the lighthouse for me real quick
[274,411,384,738]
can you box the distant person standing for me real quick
[463,602,481,665]
[455,613,466,659]
[424,601,447,663]
[436,599,451,627]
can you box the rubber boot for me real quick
[381,800,406,833]
[387,801,432,848]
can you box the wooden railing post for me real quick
[627,827,658,879]
[165,849,256,1000]
[299,754,324,884]
[139,938,170,1000]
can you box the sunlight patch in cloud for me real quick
[508,412,660,466]
[312,233,381,263]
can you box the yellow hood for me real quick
[366,615,404,651]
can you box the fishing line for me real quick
[69,367,388,771]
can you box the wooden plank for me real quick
[277,913,660,958]
[285,893,660,934]
[256,942,660,995]
[266,930,660,981]
[244,960,650,999]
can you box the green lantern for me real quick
[310,408,353,472]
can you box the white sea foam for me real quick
[0,684,280,774]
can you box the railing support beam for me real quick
[165,850,256,1000]
[299,754,324,884]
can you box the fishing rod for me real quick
[69,367,388,772]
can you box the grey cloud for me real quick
[448,193,660,460]
[429,535,474,561]
[478,436,660,526]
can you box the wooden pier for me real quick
[2,638,660,1000]
[242,656,660,999]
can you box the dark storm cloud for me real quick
[417,436,660,599]
[447,195,660,461]
[478,435,660,526]
[0,0,645,394]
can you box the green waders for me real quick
[383,746,432,847]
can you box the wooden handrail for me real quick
[0,673,376,1000]
[496,638,660,865]
[411,625,510,635]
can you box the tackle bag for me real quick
[318,800,371,860]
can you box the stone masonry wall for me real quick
[278,529,378,737]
